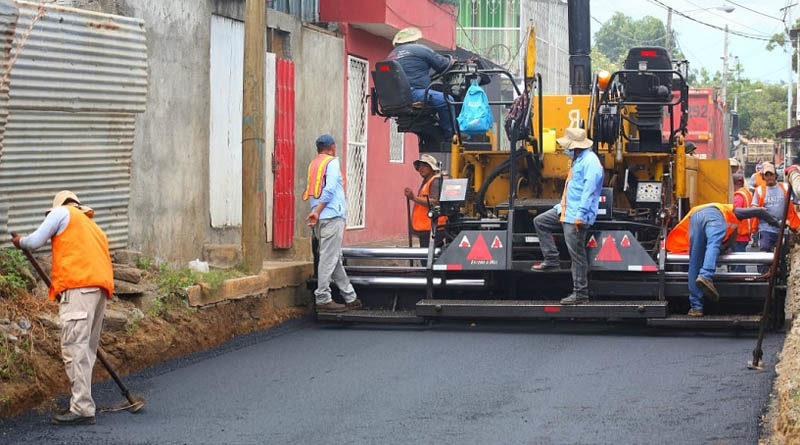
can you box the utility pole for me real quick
[721,24,728,107]
[788,7,794,129]
[665,7,672,55]
[242,0,266,273]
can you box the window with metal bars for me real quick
[346,55,368,229]
[389,120,404,163]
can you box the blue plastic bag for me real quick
[457,80,494,136]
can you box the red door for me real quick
[273,58,295,248]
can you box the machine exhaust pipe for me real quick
[568,0,591,94]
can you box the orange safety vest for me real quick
[665,203,740,254]
[49,206,114,301]
[412,174,448,232]
[753,172,767,189]
[302,154,334,201]
[753,183,800,231]
[734,187,754,237]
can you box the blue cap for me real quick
[316,134,335,150]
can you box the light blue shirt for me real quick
[20,206,70,250]
[553,149,604,225]
[309,157,347,220]
[752,183,787,234]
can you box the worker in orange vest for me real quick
[404,154,447,248]
[730,173,753,273]
[751,162,800,274]
[304,134,361,313]
[666,202,777,317]
[12,191,113,425]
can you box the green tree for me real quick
[766,18,800,72]
[590,46,621,74]
[594,12,682,62]
[736,82,787,139]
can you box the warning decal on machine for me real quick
[433,231,507,270]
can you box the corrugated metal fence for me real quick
[0,1,147,249]
[269,0,318,23]
[0,1,17,160]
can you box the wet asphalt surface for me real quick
[0,317,784,445]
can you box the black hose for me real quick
[474,148,528,217]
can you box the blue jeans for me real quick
[758,231,779,273]
[411,89,455,136]
[729,240,748,273]
[533,208,590,298]
[688,208,727,310]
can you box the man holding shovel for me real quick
[12,190,113,425]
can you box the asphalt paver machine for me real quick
[311,0,787,329]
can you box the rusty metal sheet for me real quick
[0,0,18,158]
[0,110,134,250]
[8,1,147,113]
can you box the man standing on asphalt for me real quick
[387,27,455,138]
[405,154,447,248]
[12,191,113,425]
[532,128,604,305]
[304,134,361,313]
[666,202,778,317]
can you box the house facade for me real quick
[320,0,457,245]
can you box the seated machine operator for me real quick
[387,27,455,138]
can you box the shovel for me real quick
[11,234,145,413]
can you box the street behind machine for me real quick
[311,0,786,329]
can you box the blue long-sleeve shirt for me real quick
[309,157,347,220]
[387,43,451,90]
[19,206,71,250]
[553,149,605,225]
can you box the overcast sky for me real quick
[590,0,793,85]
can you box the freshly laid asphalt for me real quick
[0,317,784,445]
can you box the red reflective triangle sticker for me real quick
[466,234,493,261]
[620,234,631,248]
[459,235,471,248]
[595,234,622,262]
[586,235,598,248]
[490,236,503,249]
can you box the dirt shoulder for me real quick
[763,244,800,444]
[0,250,309,418]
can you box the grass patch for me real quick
[0,249,35,299]
[146,265,243,318]
[0,337,33,381]
[135,255,155,271]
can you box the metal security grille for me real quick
[389,119,404,163]
[346,55,368,228]
[456,0,569,95]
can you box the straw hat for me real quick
[413,154,440,171]
[556,127,593,150]
[729,157,740,168]
[46,190,94,217]
[393,27,423,46]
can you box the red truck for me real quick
[663,88,727,159]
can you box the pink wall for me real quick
[320,0,457,49]
[341,24,426,246]
[384,0,456,49]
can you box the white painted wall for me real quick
[209,15,276,237]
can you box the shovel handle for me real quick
[10,233,52,288]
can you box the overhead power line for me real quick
[648,0,772,41]
[725,0,784,22]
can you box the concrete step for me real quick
[187,260,312,307]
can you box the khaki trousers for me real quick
[59,287,106,417]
